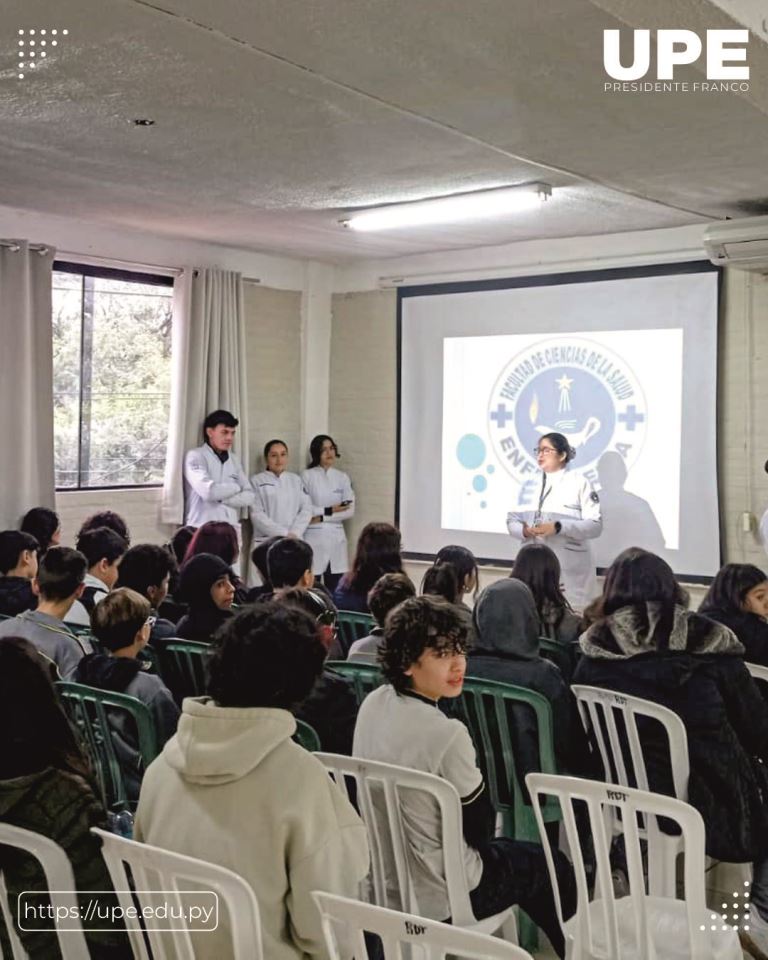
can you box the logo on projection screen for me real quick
[487,336,647,490]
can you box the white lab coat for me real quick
[760,508,768,557]
[507,466,603,611]
[300,466,355,575]
[249,470,313,542]
[183,444,255,530]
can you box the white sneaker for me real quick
[740,903,768,960]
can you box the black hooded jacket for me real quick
[0,576,37,617]
[175,554,234,644]
[575,602,768,861]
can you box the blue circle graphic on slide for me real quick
[456,434,486,469]
[516,367,616,470]
[473,475,487,492]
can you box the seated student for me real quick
[67,527,127,626]
[470,579,585,778]
[135,603,369,960]
[421,561,476,644]
[435,543,479,610]
[116,544,177,644]
[277,587,359,755]
[78,509,131,546]
[0,638,128,958]
[20,506,61,557]
[0,546,90,679]
[574,547,768,954]
[244,534,282,603]
[183,520,248,603]
[333,521,403,613]
[175,553,235,643]
[0,530,39,616]
[510,542,583,645]
[699,563,768,666]
[348,572,416,663]
[75,588,180,802]
[160,527,194,624]
[353,595,573,956]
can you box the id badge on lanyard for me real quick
[533,472,552,527]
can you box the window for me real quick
[52,263,173,489]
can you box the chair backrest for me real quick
[525,773,729,960]
[572,684,689,802]
[312,891,533,960]
[154,639,212,705]
[92,828,263,959]
[325,660,383,707]
[747,661,768,684]
[56,680,160,811]
[0,823,90,959]
[538,636,577,682]
[336,611,376,657]
[294,718,321,751]
[455,676,558,839]
[315,753,477,926]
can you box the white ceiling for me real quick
[2,0,768,262]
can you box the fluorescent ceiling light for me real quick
[340,182,552,232]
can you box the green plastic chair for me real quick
[325,660,383,707]
[154,639,212,705]
[456,677,560,841]
[336,611,376,657]
[56,680,160,812]
[294,719,321,752]
[538,636,577,683]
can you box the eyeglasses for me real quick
[534,446,557,455]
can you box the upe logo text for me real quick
[603,29,749,81]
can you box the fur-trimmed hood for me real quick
[580,603,743,661]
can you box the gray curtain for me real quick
[161,268,250,525]
[0,240,56,527]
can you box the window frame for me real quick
[52,260,174,492]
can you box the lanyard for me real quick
[533,472,552,526]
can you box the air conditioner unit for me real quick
[703,216,768,272]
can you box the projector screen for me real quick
[398,262,721,580]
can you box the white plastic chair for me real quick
[746,661,768,684]
[572,684,689,897]
[0,822,90,960]
[525,773,742,960]
[316,753,517,941]
[312,890,533,959]
[92,828,263,959]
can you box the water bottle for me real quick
[108,808,134,839]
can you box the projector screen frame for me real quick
[395,259,722,583]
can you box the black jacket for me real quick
[295,667,358,756]
[575,602,768,861]
[699,606,768,668]
[0,576,37,617]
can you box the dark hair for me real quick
[37,546,87,601]
[208,603,326,708]
[539,432,575,464]
[0,530,39,574]
[168,526,196,567]
[75,527,128,569]
[203,409,238,437]
[700,564,768,616]
[0,637,90,780]
[435,545,479,599]
[308,434,339,467]
[510,542,572,628]
[592,547,688,649]
[251,535,283,587]
[91,587,151,652]
[344,523,402,595]
[421,563,460,604]
[177,554,233,607]
[184,521,239,567]
[117,544,172,599]
[267,538,313,588]
[79,511,130,545]
[263,438,288,460]
[381,595,469,693]
[20,507,60,554]
[368,572,416,626]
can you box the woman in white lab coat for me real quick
[250,440,313,544]
[507,432,602,611]
[301,435,355,591]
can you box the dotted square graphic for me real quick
[16,28,68,78]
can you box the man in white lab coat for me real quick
[183,410,255,537]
